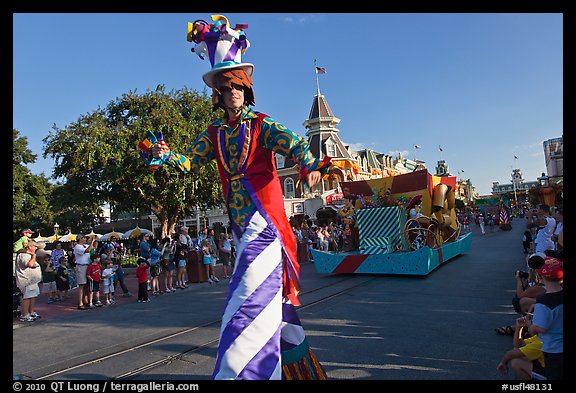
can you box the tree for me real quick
[13,129,55,239]
[43,85,223,238]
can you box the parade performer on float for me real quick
[147,15,329,380]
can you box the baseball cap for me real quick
[22,228,34,234]
[537,259,563,280]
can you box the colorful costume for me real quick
[158,107,329,379]
[145,15,329,380]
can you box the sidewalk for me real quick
[12,264,230,328]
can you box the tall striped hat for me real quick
[187,15,254,88]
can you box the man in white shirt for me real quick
[179,226,192,247]
[529,204,556,253]
[74,234,95,310]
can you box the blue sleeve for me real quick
[532,303,552,330]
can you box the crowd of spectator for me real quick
[495,203,563,381]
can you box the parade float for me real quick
[311,169,472,276]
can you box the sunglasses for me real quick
[219,83,244,94]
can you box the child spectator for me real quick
[497,313,546,380]
[175,245,188,289]
[101,259,115,305]
[55,256,70,300]
[522,230,533,254]
[40,251,59,303]
[201,239,215,284]
[86,253,103,308]
[135,257,150,302]
[529,259,563,379]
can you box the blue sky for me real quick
[13,13,563,195]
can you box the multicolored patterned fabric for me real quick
[153,105,330,380]
[281,302,327,380]
[163,107,330,229]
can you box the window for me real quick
[284,178,295,198]
[326,142,336,157]
[275,153,285,169]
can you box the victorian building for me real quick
[492,168,539,206]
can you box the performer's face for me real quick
[221,83,245,115]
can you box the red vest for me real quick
[208,112,301,305]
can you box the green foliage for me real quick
[13,129,55,240]
[42,85,224,237]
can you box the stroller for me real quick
[13,276,22,318]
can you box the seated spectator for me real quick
[496,253,548,335]
[497,312,546,380]
[529,259,563,380]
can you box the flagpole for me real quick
[413,144,420,161]
[314,59,320,95]
[512,157,518,214]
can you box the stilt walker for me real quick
[143,15,329,380]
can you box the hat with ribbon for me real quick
[187,15,253,88]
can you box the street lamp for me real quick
[53,222,60,236]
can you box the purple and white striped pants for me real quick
[213,211,284,379]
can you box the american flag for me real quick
[414,144,421,149]
[315,66,327,74]
[438,145,443,152]
[499,208,509,224]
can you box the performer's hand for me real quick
[152,141,170,158]
[306,170,321,188]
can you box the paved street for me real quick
[13,218,536,382]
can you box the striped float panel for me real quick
[359,236,391,254]
[356,206,409,252]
